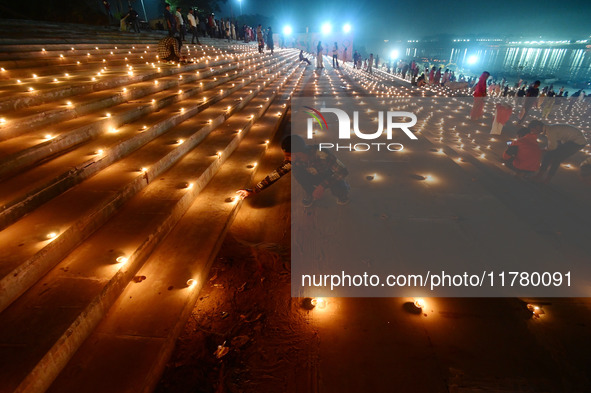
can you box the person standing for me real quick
[332,42,339,68]
[175,7,185,41]
[401,62,409,79]
[470,71,489,120]
[316,41,324,68]
[528,120,588,183]
[442,69,449,85]
[368,53,374,74]
[126,7,140,33]
[428,67,435,84]
[187,9,200,44]
[267,27,274,54]
[518,80,540,124]
[541,89,556,119]
[164,4,177,37]
[225,19,231,42]
[257,25,265,53]
[434,67,442,85]
[103,1,113,23]
[207,13,215,37]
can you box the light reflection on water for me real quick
[405,45,591,85]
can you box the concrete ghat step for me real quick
[0,54,292,228]
[0,45,236,115]
[0,47,238,82]
[0,62,302,393]
[0,49,260,146]
[46,65,306,393]
[0,53,246,140]
[0,57,297,315]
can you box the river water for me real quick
[404,42,591,88]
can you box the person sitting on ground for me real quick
[236,135,350,207]
[417,73,426,87]
[299,50,311,65]
[158,36,185,63]
[503,127,542,176]
[528,120,588,183]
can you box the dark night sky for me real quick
[228,0,591,44]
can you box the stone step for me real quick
[0,54,234,138]
[0,49,257,140]
[0,53,298,314]
[0,19,170,46]
[0,43,238,111]
[0,59,302,393]
[46,64,306,393]
[0,53,292,229]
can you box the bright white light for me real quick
[414,298,426,309]
[321,22,332,35]
[467,55,479,65]
[343,23,351,33]
[283,25,292,36]
[390,49,399,59]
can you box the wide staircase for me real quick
[0,20,306,393]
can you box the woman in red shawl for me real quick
[428,66,435,84]
[470,71,490,120]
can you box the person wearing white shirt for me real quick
[175,7,185,41]
[528,120,588,183]
[187,9,200,44]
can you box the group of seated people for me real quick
[503,120,589,183]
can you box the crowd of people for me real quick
[153,1,589,186]
[464,70,590,183]
[340,49,590,184]
[157,3,279,62]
